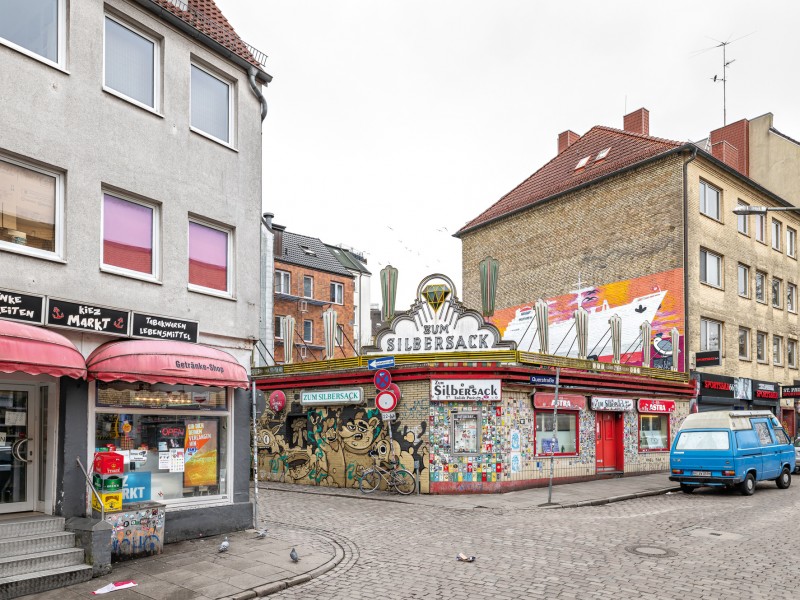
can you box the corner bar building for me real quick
[253,275,694,493]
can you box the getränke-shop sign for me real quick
[0,288,44,324]
[591,397,634,412]
[637,399,676,413]
[430,379,502,401]
[132,312,199,343]
[47,298,129,335]
[301,388,364,406]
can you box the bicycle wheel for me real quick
[392,469,416,495]
[359,469,380,493]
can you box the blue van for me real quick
[669,410,795,495]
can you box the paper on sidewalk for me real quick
[92,580,138,594]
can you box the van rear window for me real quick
[675,431,730,450]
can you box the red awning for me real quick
[86,340,249,389]
[0,319,87,379]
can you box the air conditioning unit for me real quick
[299,347,308,359]
[299,300,308,313]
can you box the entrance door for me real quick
[596,412,618,471]
[0,387,36,512]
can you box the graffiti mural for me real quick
[256,402,429,492]
[491,268,685,370]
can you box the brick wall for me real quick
[709,119,749,177]
[273,261,355,362]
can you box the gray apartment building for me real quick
[0,0,270,592]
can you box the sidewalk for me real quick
[41,472,676,600]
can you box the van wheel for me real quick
[776,467,792,489]
[739,472,756,496]
[680,484,694,494]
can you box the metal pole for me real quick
[546,367,561,505]
[251,381,259,528]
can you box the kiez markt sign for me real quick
[47,298,129,335]
[363,274,516,355]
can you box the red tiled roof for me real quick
[152,0,260,67]
[457,126,684,235]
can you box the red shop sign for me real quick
[637,399,676,414]
[533,393,586,411]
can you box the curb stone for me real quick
[554,486,680,508]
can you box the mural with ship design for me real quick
[490,268,684,370]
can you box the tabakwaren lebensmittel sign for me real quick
[363,274,516,355]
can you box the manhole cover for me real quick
[625,545,676,558]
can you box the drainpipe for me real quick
[248,67,268,122]
[683,147,698,374]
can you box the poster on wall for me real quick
[490,268,685,370]
[183,421,218,487]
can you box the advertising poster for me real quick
[183,420,218,487]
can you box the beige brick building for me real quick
[457,108,800,426]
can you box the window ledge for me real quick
[737,230,750,238]
[102,87,163,118]
[738,357,752,362]
[0,39,69,74]
[188,284,236,301]
[190,127,238,152]
[0,242,65,264]
[700,281,724,291]
[100,265,162,285]
[699,212,723,224]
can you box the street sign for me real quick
[368,356,395,370]
[381,411,396,421]
[374,369,392,390]
[530,374,557,386]
[375,390,398,412]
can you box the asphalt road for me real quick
[260,481,796,600]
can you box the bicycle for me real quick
[358,451,416,495]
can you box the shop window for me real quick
[0,0,64,67]
[0,155,63,259]
[191,63,233,145]
[102,192,158,278]
[451,412,480,455]
[104,15,159,110]
[188,219,231,295]
[639,414,669,451]
[534,411,578,456]
[95,382,229,503]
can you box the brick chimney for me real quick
[558,130,581,154]
[623,108,649,136]
[709,119,749,176]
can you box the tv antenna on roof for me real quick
[692,33,754,126]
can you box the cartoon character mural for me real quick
[256,401,429,492]
[491,268,685,370]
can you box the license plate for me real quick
[693,470,711,476]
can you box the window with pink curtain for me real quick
[189,221,228,292]
[103,194,153,274]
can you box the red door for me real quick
[596,413,618,471]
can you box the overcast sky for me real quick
[216,0,800,308]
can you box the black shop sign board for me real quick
[0,289,44,324]
[131,313,199,343]
[695,350,721,367]
[47,298,130,336]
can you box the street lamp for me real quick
[732,205,800,215]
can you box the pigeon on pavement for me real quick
[255,529,268,539]
[289,547,299,563]
[218,537,230,553]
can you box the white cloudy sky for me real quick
[216,0,800,307]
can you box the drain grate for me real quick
[625,545,676,558]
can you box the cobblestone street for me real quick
[260,482,796,600]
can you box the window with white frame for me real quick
[303,319,313,343]
[755,212,766,243]
[102,192,159,278]
[335,324,344,346]
[738,327,750,360]
[700,318,722,352]
[191,64,232,144]
[772,219,782,251]
[772,277,782,309]
[0,0,64,67]
[0,155,63,259]
[303,276,313,298]
[756,331,767,363]
[774,335,784,366]
[789,227,797,258]
[188,219,232,295]
[789,339,798,369]
[104,15,159,110]
[755,271,766,303]
[275,270,290,294]
[330,282,344,304]
[274,315,284,339]
[737,264,749,297]
[737,200,749,235]
[789,283,797,313]
[699,181,721,220]
[699,248,722,287]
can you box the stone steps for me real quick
[0,531,76,559]
[0,564,93,599]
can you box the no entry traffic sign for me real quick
[375,389,398,413]
[374,369,392,391]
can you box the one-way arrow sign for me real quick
[368,356,395,370]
